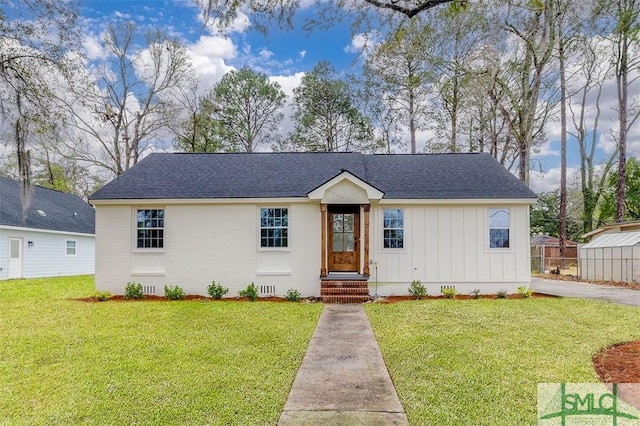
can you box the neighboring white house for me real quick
[0,177,95,280]
[89,152,537,300]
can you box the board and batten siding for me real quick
[95,202,321,297]
[0,228,94,280]
[369,204,531,295]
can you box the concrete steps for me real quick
[321,280,370,303]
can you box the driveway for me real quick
[531,278,640,307]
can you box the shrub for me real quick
[207,281,229,300]
[441,286,457,299]
[285,288,301,302]
[408,280,428,300]
[517,285,533,298]
[94,290,112,301]
[124,282,144,300]
[497,290,508,299]
[239,283,259,301]
[470,289,481,300]
[164,285,185,300]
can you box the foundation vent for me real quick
[143,285,156,295]
[260,285,276,295]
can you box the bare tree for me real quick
[58,22,192,176]
[0,0,79,198]
[568,37,618,234]
[489,0,560,184]
[594,0,640,222]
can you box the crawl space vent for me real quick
[260,285,276,295]
[143,285,156,295]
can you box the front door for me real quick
[328,206,359,272]
[8,237,23,279]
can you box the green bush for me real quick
[408,280,428,300]
[239,283,259,301]
[441,286,457,299]
[164,285,185,300]
[124,282,144,300]
[497,290,508,299]
[94,290,112,301]
[517,285,533,298]
[285,288,301,302]
[207,281,229,300]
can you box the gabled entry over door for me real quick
[8,237,23,279]
[328,206,360,272]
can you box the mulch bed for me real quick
[374,293,555,303]
[593,341,640,408]
[538,273,640,290]
[74,295,292,303]
[75,294,554,303]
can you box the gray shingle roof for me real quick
[0,176,95,234]
[89,152,536,201]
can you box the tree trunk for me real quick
[558,17,567,263]
[616,28,628,223]
[409,88,417,153]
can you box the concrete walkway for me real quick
[278,304,409,426]
[531,278,640,307]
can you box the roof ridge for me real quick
[169,151,363,155]
[0,175,83,199]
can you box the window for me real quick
[489,208,510,248]
[332,213,355,252]
[260,208,288,248]
[137,209,164,248]
[66,240,76,255]
[383,209,404,249]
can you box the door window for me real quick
[333,213,355,252]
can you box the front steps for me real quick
[320,278,370,303]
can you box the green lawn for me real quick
[366,298,640,425]
[0,276,323,425]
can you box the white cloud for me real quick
[270,72,304,97]
[270,72,305,136]
[113,11,131,19]
[187,35,236,83]
[531,139,559,159]
[299,50,306,60]
[529,167,578,194]
[259,49,274,60]
[344,32,378,55]
[82,34,108,61]
[198,9,251,34]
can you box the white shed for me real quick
[579,231,640,283]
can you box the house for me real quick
[89,152,537,301]
[0,176,95,280]
[579,224,640,283]
[530,234,578,273]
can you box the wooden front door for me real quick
[328,207,359,272]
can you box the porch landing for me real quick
[320,275,370,303]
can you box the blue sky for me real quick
[81,0,359,75]
[78,0,637,194]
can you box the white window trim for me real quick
[487,207,512,250]
[257,206,290,252]
[133,207,166,252]
[66,239,77,256]
[382,208,406,251]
